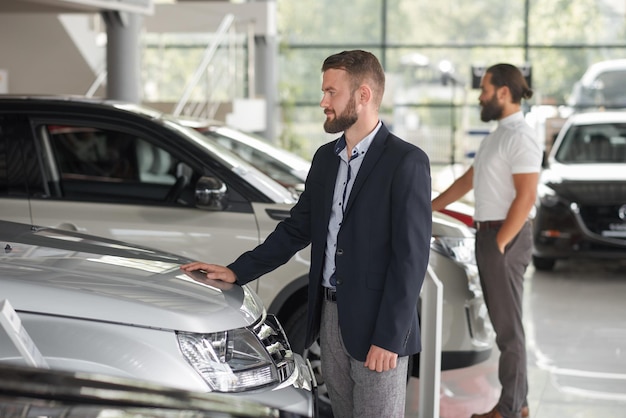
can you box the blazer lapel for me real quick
[343,124,389,217]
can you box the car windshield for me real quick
[160,116,297,204]
[203,127,310,188]
[554,123,626,163]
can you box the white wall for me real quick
[0,13,97,95]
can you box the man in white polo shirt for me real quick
[432,63,542,418]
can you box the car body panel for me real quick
[27,198,261,264]
[430,212,492,357]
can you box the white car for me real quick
[0,96,493,415]
[0,220,316,416]
[533,111,626,270]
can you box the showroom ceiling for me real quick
[0,0,153,14]
[0,0,234,14]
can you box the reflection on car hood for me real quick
[543,163,626,204]
[0,221,263,333]
[0,363,282,418]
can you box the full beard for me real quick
[324,97,358,134]
[480,94,503,122]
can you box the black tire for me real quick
[533,255,556,271]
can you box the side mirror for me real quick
[195,176,227,211]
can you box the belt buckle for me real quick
[324,287,336,302]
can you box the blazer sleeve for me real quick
[371,147,432,354]
[226,144,330,285]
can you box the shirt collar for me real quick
[333,121,382,159]
[498,111,524,127]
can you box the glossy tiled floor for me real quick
[405,258,626,418]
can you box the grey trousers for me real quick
[320,299,408,418]
[476,222,532,418]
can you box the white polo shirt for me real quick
[473,111,542,222]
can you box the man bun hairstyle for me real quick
[322,50,386,108]
[486,63,533,104]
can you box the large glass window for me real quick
[275,0,626,164]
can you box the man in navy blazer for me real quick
[182,50,432,418]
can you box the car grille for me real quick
[550,181,626,205]
[579,204,626,240]
[254,314,294,383]
[549,181,626,241]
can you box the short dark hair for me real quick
[486,63,533,104]
[322,50,386,108]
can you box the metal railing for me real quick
[86,67,107,98]
[87,13,254,121]
[173,13,239,119]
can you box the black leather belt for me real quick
[323,287,337,302]
[474,220,505,231]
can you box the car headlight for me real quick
[177,315,294,392]
[431,236,476,265]
[537,183,562,207]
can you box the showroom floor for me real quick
[405,257,626,418]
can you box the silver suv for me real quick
[0,220,315,416]
[0,96,493,411]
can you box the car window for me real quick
[42,124,195,204]
[49,126,143,182]
[555,123,626,163]
[0,114,46,198]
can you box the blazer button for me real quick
[336,278,343,285]
[336,248,344,255]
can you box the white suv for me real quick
[0,96,493,414]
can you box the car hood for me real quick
[546,162,626,182]
[0,222,264,333]
[542,162,626,204]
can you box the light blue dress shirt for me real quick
[322,121,382,289]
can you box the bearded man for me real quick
[432,63,542,418]
[183,50,432,418]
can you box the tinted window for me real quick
[44,124,195,204]
[0,115,44,197]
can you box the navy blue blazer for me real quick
[229,123,432,361]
